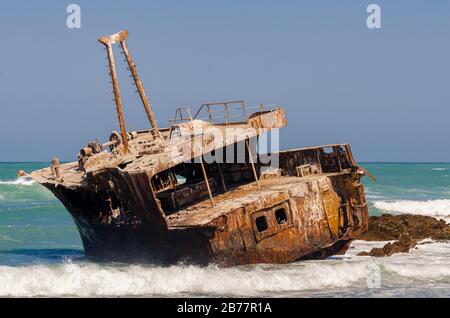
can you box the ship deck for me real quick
[166,171,349,229]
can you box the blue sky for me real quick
[1,1,449,162]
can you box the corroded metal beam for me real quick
[98,32,129,154]
[246,139,260,189]
[200,156,215,207]
[216,162,227,191]
[119,31,161,136]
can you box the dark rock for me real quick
[356,214,449,257]
[358,213,450,242]
[356,251,370,256]
[367,247,386,257]
[357,234,417,257]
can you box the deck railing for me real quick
[170,100,278,126]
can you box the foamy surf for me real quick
[0,177,35,186]
[432,168,449,171]
[374,199,450,220]
[0,261,371,297]
[0,240,449,297]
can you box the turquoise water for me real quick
[0,162,449,297]
[0,163,83,266]
[364,163,450,201]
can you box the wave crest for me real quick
[374,199,450,218]
[0,262,370,297]
[0,177,35,186]
[1,240,450,297]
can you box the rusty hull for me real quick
[31,138,368,266]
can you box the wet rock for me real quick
[356,251,370,256]
[356,213,450,257]
[358,213,450,241]
[357,233,417,257]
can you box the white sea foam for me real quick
[350,240,450,281]
[365,193,387,200]
[382,241,450,280]
[384,262,450,279]
[0,261,371,297]
[373,199,450,219]
[0,177,35,186]
[432,168,449,171]
[0,240,450,297]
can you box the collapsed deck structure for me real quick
[30,30,369,266]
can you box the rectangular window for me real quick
[255,216,268,232]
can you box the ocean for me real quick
[0,162,449,297]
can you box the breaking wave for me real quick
[432,168,449,171]
[0,261,372,297]
[384,262,450,279]
[0,177,35,186]
[1,241,450,297]
[373,199,450,218]
[0,240,449,297]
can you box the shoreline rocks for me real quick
[356,213,450,257]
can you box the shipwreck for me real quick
[29,30,369,266]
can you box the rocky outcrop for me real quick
[357,233,417,257]
[356,213,450,257]
[359,213,450,241]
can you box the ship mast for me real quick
[98,30,161,154]
[98,31,129,153]
[119,31,161,136]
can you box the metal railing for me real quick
[169,107,194,126]
[194,100,248,125]
[170,100,278,126]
